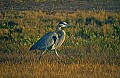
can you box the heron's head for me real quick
[56,22,70,30]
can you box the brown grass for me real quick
[0,10,120,78]
[0,61,119,78]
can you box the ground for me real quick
[0,0,120,78]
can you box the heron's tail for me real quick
[30,43,38,51]
[30,45,35,51]
[30,47,33,51]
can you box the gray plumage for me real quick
[30,32,58,50]
[30,22,70,60]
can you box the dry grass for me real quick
[0,10,120,78]
[0,61,120,78]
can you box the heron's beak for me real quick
[66,24,70,27]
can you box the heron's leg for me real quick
[39,50,46,60]
[54,49,61,60]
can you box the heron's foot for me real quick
[57,57,66,64]
[39,56,42,61]
[58,59,66,64]
[35,56,42,64]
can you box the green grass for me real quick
[0,10,120,78]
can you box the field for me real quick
[0,0,120,78]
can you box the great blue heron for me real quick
[30,22,70,61]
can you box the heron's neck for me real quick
[56,27,66,36]
[56,29,66,47]
[57,30,66,38]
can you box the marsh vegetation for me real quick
[0,0,120,78]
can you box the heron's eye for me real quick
[59,25,62,27]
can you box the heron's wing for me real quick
[30,32,58,50]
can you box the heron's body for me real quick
[30,22,70,60]
[30,32,58,50]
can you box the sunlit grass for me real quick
[0,61,119,78]
[0,10,120,77]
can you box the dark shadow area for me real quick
[0,0,120,12]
